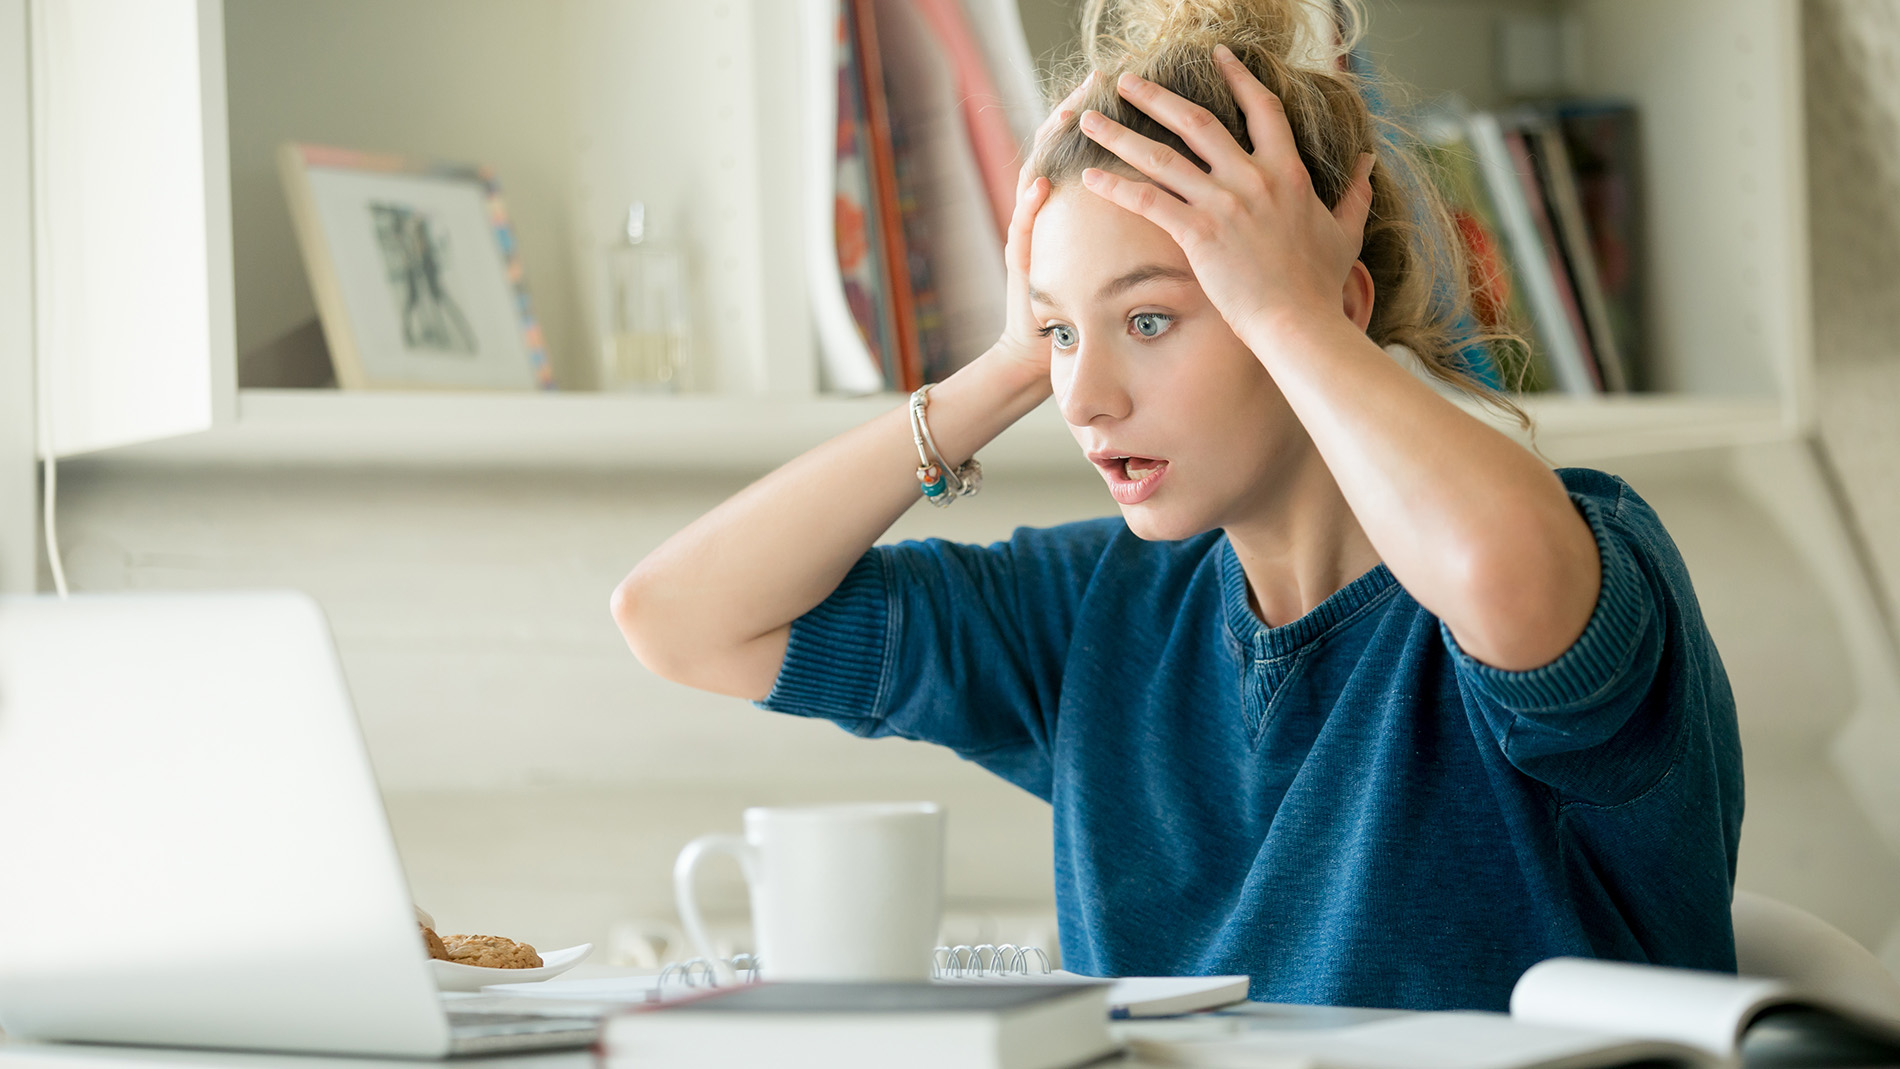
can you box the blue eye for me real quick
[1039,324,1079,350]
[1130,313,1173,339]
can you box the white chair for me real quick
[1733,889,1900,1020]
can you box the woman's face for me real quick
[1029,184,1314,541]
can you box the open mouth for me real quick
[1091,453,1170,505]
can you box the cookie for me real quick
[420,924,450,961]
[442,933,543,969]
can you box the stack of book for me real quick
[1421,102,1647,397]
[597,981,1117,1069]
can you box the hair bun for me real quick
[1080,0,1358,76]
[1035,0,1530,420]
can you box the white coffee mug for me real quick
[673,801,945,982]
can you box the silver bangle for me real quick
[908,384,981,507]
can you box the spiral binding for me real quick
[932,944,1053,979]
[647,944,1052,998]
[649,953,762,1000]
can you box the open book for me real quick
[1127,957,1900,1069]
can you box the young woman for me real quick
[614,0,1741,1012]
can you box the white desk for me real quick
[0,1042,598,1069]
[4,1003,1893,1069]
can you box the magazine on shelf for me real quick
[913,0,1018,237]
[1524,114,1629,392]
[956,0,1045,147]
[832,0,900,390]
[848,0,924,392]
[806,0,1037,394]
[1465,111,1599,396]
[1555,101,1648,391]
[1501,122,1602,393]
[870,0,1006,385]
[1419,114,1554,393]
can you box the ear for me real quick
[1343,259,1375,333]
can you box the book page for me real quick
[1509,957,1787,1058]
[1125,1010,1714,1069]
[935,970,1249,1017]
[1731,889,1900,1028]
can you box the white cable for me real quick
[40,449,67,599]
[34,256,67,599]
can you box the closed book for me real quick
[599,981,1118,1069]
[1419,116,1554,393]
[1502,124,1601,393]
[1466,111,1598,396]
[1556,102,1648,391]
[1526,116,1629,392]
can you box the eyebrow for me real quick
[1027,263,1198,308]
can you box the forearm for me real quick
[1245,314,1600,670]
[613,347,1052,698]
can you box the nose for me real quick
[1054,336,1133,428]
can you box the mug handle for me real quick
[672,833,756,984]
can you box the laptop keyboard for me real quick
[440,992,616,1055]
[445,1011,600,1055]
[448,1012,599,1036]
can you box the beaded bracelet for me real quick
[908,384,982,507]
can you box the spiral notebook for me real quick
[484,945,1250,1020]
[931,944,1250,1019]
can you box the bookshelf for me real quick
[28,0,1810,471]
[99,390,1787,471]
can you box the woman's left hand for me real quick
[1077,44,1374,344]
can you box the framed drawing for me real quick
[277,143,554,390]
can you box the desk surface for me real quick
[2,1004,1896,1069]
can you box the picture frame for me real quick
[277,143,554,391]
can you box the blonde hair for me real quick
[1032,0,1530,420]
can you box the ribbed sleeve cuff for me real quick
[1440,491,1654,714]
[754,550,893,729]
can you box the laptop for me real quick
[0,590,601,1057]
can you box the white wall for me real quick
[44,460,1114,956]
[0,0,36,595]
[1805,0,1900,639]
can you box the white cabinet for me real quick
[21,0,1813,470]
[31,0,234,457]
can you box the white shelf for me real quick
[26,0,1813,480]
[77,388,1792,472]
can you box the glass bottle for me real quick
[599,202,691,391]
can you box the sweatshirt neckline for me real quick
[1218,534,1396,659]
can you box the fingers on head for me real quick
[1037,70,1098,143]
[1212,45,1300,164]
[1023,72,1098,192]
[1082,168,1186,234]
[1007,177,1048,260]
[1333,153,1378,234]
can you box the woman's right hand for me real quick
[992,73,1099,379]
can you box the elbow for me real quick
[1447,521,1601,672]
[609,567,780,701]
[610,568,681,681]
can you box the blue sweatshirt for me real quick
[757,467,1742,1011]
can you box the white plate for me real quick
[429,943,593,992]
